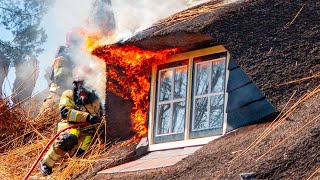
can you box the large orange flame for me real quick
[91,44,178,140]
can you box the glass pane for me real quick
[174,67,187,99]
[172,101,186,133]
[194,97,208,130]
[209,95,224,128]
[196,62,210,95]
[211,60,225,93]
[159,70,172,101]
[157,104,171,135]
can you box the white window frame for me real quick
[148,45,230,151]
[155,65,188,136]
[192,58,226,132]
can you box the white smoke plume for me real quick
[41,0,211,105]
[112,0,209,40]
[50,0,92,32]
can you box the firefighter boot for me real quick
[39,162,52,175]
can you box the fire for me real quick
[83,31,117,53]
[91,44,178,140]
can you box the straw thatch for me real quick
[126,0,320,109]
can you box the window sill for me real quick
[148,135,221,151]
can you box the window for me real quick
[157,66,187,135]
[154,61,188,143]
[150,46,229,148]
[190,58,226,139]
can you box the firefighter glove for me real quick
[86,115,101,124]
[60,106,69,119]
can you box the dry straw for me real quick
[216,84,320,178]
[0,94,122,180]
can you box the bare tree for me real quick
[0,0,52,100]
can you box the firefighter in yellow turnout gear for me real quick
[37,29,83,124]
[39,80,102,175]
[36,46,74,124]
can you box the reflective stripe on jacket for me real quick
[49,49,73,93]
[59,89,101,123]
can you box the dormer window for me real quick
[149,46,229,151]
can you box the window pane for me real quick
[194,97,208,130]
[211,60,225,93]
[196,62,210,95]
[159,70,172,101]
[172,101,186,133]
[209,95,224,128]
[157,104,171,135]
[174,67,187,99]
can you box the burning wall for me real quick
[91,45,178,140]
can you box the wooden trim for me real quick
[159,45,227,65]
[148,65,157,145]
[223,52,231,135]
[184,57,193,140]
[148,135,221,151]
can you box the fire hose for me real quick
[23,122,89,180]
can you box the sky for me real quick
[2,0,209,97]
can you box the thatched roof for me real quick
[94,91,320,179]
[125,0,320,109]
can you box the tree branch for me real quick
[0,6,16,13]
[0,6,31,17]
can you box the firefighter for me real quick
[37,28,83,124]
[49,27,84,95]
[39,79,102,175]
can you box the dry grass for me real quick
[156,1,223,26]
[225,84,320,165]
[47,118,118,180]
[276,72,320,86]
[0,95,121,180]
[0,139,49,179]
[51,137,115,180]
[0,95,55,179]
[0,136,114,179]
[0,97,51,152]
[214,84,320,179]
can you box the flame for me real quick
[91,44,178,140]
[84,31,117,53]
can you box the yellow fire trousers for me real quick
[41,122,93,167]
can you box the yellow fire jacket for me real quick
[49,48,74,94]
[59,89,101,123]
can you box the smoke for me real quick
[67,46,106,105]
[40,0,107,104]
[112,0,209,40]
[12,59,39,103]
[38,0,211,105]
[85,0,210,103]
[223,0,242,5]
[50,0,92,32]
